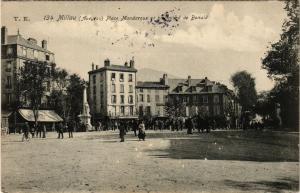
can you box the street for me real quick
[1,130,299,193]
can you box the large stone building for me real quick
[1,26,55,110]
[136,74,169,118]
[167,75,240,118]
[88,58,137,120]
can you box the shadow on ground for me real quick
[223,177,299,193]
[147,131,299,162]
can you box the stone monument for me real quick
[78,84,93,131]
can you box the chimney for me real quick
[1,26,8,45]
[129,57,135,68]
[96,65,99,69]
[42,40,47,49]
[188,75,191,86]
[204,77,208,85]
[104,58,110,66]
[92,63,95,70]
[124,61,128,67]
[163,74,168,85]
[28,38,37,44]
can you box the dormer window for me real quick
[208,86,212,92]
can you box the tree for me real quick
[262,0,299,128]
[66,74,85,123]
[49,68,69,120]
[164,96,186,118]
[19,61,52,126]
[230,71,257,112]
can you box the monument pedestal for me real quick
[78,84,93,131]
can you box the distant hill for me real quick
[136,68,181,82]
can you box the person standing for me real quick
[37,123,42,138]
[133,120,138,136]
[42,124,47,138]
[22,122,30,142]
[29,123,35,138]
[138,121,146,141]
[98,121,102,131]
[68,121,74,138]
[119,122,126,142]
[57,122,64,139]
[186,117,193,134]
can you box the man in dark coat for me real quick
[37,124,42,138]
[119,122,126,142]
[186,117,193,134]
[22,122,30,141]
[57,122,64,139]
[68,121,74,138]
[133,120,138,136]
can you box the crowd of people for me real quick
[20,121,75,141]
[18,114,263,142]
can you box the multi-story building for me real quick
[167,75,240,118]
[136,74,169,118]
[1,26,55,110]
[88,58,137,120]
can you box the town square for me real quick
[1,1,299,193]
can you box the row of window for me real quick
[111,73,133,82]
[172,95,220,104]
[138,88,161,94]
[111,95,134,104]
[138,106,163,116]
[18,46,50,61]
[93,84,134,95]
[138,94,167,103]
[110,106,134,116]
[111,84,133,93]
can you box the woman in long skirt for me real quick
[138,121,146,141]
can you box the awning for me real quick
[18,109,63,122]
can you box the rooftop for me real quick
[167,77,232,94]
[136,81,169,89]
[88,64,137,74]
[6,35,53,54]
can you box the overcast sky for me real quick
[2,1,287,92]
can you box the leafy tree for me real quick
[49,71,85,124]
[164,96,186,118]
[230,71,257,112]
[255,91,275,119]
[19,61,52,126]
[49,68,69,120]
[262,0,299,128]
[67,74,85,123]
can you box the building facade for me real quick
[88,58,137,120]
[136,74,169,118]
[1,26,55,110]
[167,75,240,118]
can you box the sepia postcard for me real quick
[1,1,299,193]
